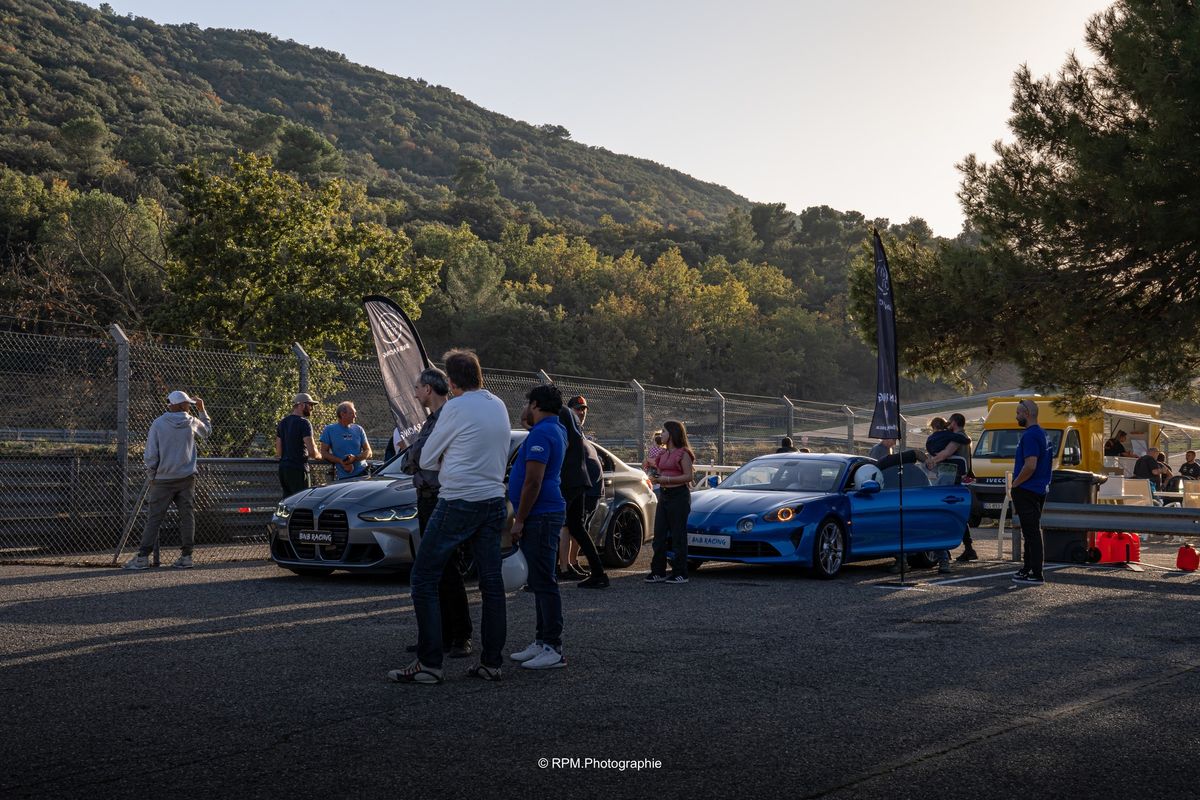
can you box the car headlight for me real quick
[737,517,755,534]
[274,503,292,520]
[764,505,802,523]
[358,505,418,523]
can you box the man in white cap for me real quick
[124,390,211,570]
[277,392,320,497]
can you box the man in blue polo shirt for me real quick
[508,384,568,671]
[1011,399,1053,585]
[318,401,372,481]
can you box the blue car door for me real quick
[847,480,901,556]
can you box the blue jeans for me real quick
[411,496,507,669]
[520,512,567,649]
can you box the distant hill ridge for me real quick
[1,0,749,227]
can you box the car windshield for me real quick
[721,458,845,493]
[974,429,1063,460]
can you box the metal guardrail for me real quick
[1039,502,1200,537]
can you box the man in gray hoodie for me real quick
[124,390,212,570]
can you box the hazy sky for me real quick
[93,0,1111,236]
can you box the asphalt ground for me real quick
[2,534,1199,800]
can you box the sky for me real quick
[92,0,1111,236]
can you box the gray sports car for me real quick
[268,431,657,576]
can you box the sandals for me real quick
[466,663,503,682]
[388,660,443,685]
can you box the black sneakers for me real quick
[577,574,610,589]
[1012,569,1045,585]
[956,548,979,563]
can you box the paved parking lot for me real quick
[2,536,1198,799]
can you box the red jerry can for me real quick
[1177,544,1200,572]
[1095,532,1140,564]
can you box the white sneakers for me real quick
[510,641,566,669]
[122,554,194,570]
[520,644,566,670]
[509,641,544,662]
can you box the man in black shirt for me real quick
[558,401,609,589]
[276,393,319,497]
[1180,451,1200,481]
[1132,447,1169,488]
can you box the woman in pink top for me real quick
[646,420,695,584]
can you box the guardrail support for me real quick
[782,395,795,439]
[292,343,310,393]
[842,405,856,453]
[712,389,726,465]
[631,380,646,464]
[537,369,553,385]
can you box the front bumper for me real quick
[684,524,810,565]
[267,506,417,572]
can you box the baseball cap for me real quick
[292,392,320,405]
[167,390,194,405]
[567,395,587,409]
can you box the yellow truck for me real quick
[970,395,1165,517]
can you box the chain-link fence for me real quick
[0,321,899,568]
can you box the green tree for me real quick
[952,0,1200,402]
[159,152,435,352]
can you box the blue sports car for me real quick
[686,452,971,578]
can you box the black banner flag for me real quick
[362,295,431,452]
[868,231,900,440]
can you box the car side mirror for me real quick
[706,475,720,489]
[857,480,881,495]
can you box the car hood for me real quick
[287,477,417,509]
[689,489,826,528]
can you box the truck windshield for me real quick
[974,429,1063,460]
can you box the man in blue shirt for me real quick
[319,401,372,480]
[1011,399,1053,584]
[508,384,569,671]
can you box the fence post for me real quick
[631,380,646,463]
[899,414,910,448]
[842,406,856,453]
[712,389,726,465]
[292,343,309,393]
[537,369,553,385]
[782,395,795,439]
[109,323,130,518]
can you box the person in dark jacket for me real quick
[558,399,609,589]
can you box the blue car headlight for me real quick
[763,505,803,523]
[358,505,418,523]
[737,517,755,534]
[274,503,292,520]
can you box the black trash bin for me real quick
[1044,470,1107,563]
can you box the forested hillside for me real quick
[0,0,960,403]
[1,0,745,228]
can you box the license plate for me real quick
[296,530,334,545]
[688,533,730,549]
[983,502,1003,510]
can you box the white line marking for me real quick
[924,565,1070,586]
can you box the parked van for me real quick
[970,395,1163,517]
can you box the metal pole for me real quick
[712,389,726,465]
[292,342,310,393]
[109,324,130,543]
[631,380,646,464]
[899,414,910,449]
[842,405,856,453]
[782,395,795,439]
[537,369,553,385]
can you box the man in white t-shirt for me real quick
[388,349,512,685]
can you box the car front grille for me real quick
[283,508,350,561]
[690,541,782,558]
